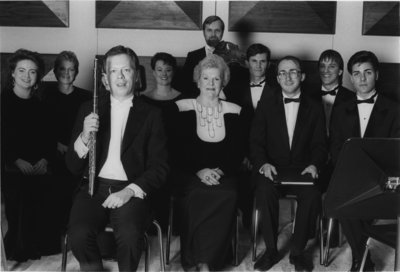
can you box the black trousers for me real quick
[340,219,373,260]
[68,179,150,272]
[254,174,321,255]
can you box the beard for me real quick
[206,37,221,48]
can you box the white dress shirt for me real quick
[282,92,301,149]
[250,79,265,109]
[205,44,215,56]
[74,95,145,198]
[357,90,377,138]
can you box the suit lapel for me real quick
[291,94,309,150]
[273,92,291,151]
[121,97,147,155]
[364,95,388,137]
[98,95,111,168]
[345,98,361,137]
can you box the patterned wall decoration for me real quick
[96,0,202,30]
[362,1,399,36]
[0,1,69,27]
[229,1,336,34]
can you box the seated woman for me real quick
[44,51,91,231]
[174,54,244,271]
[141,52,183,229]
[1,49,59,261]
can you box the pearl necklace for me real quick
[195,100,223,138]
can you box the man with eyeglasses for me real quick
[250,56,327,271]
[330,51,400,272]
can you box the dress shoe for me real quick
[350,255,375,271]
[289,253,314,271]
[253,250,280,271]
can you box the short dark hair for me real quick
[6,48,45,96]
[318,49,344,71]
[246,43,271,62]
[276,55,303,72]
[202,15,225,33]
[53,50,80,79]
[347,50,379,73]
[102,45,139,73]
[150,52,177,71]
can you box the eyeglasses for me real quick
[278,69,301,79]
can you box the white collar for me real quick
[110,94,133,108]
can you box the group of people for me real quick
[1,15,399,272]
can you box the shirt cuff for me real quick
[126,183,146,199]
[74,133,89,159]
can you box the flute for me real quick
[88,58,98,196]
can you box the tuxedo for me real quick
[329,93,400,261]
[250,90,327,255]
[179,47,206,98]
[308,85,355,191]
[66,95,168,271]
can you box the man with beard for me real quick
[180,15,225,98]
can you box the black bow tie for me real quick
[250,79,265,88]
[321,86,339,96]
[356,92,377,104]
[284,97,300,104]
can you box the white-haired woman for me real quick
[174,54,244,271]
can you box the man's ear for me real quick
[375,71,379,81]
[301,73,306,82]
[339,69,343,76]
[102,73,110,91]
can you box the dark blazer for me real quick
[330,93,400,164]
[66,94,169,195]
[250,90,328,172]
[179,47,206,98]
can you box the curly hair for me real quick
[5,48,45,98]
[193,54,230,87]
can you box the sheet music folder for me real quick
[274,167,314,185]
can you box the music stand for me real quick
[324,138,400,270]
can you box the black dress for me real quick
[1,89,59,261]
[44,84,91,230]
[140,94,182,230]
[174,99,244,270]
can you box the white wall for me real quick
[1,0,399,90]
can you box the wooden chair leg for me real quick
[232,211,240,266]
[319,216,324,265]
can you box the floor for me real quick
[1,200,395,271]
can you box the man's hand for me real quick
[196,168,223,186]
[102,188,134,209]
[33,158,48,175]
[81,113,99,144]
[301,165,318,179]
[259,163,277,181]
[57,142,68,155]
[242,157,253,171]
[15,158,34,175]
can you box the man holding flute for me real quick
[66,45,169,271]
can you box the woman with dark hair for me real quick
[174,54,244,271]
[1,49,60,261]
[44,51,90,231]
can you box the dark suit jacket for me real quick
[179,47,206,98]
[250,90,328,172]
[66,95,169,195]
[308,85,355,125]
[330,93,400,164]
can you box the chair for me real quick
[360,222,397,271]
[61,220,165,272]
[251,195,324,265]
[322,217,344,266]
[166,195,240,266]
